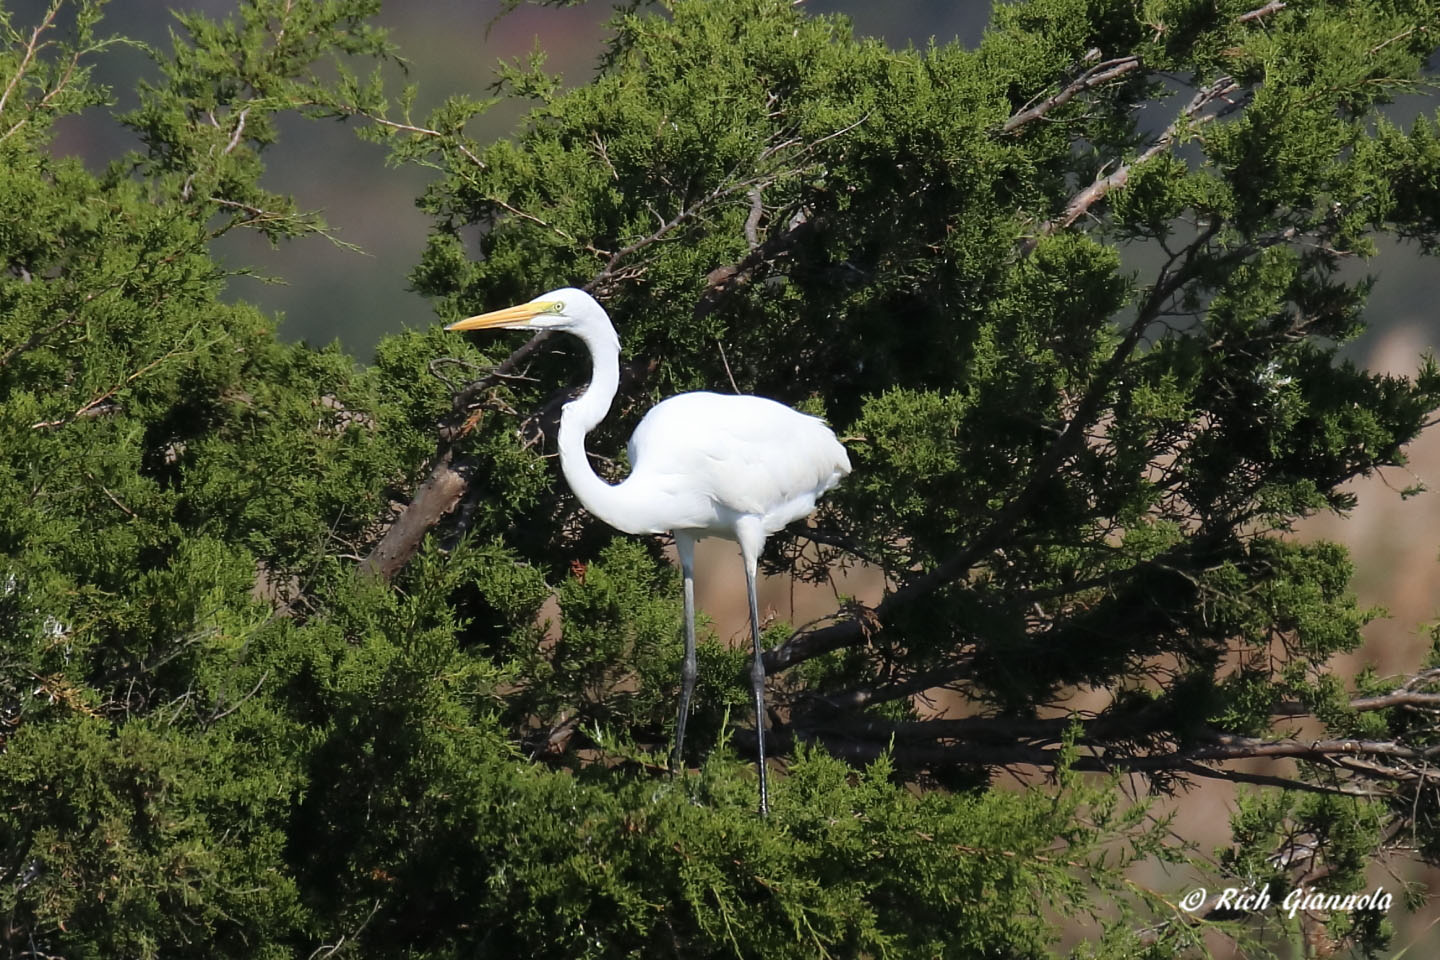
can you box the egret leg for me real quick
[736,519,769,816]
[673,533,698,774]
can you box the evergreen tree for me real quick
[3,0,1440,956]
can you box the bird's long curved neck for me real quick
[557,327,640,533]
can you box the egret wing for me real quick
[627,392,850,529]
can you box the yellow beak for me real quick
[445,300,556,332]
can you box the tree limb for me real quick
[1237,2,1286,24]
[695,215,817,319]
[359,327,549,580]
[1023,76,1241,251]
[778,668,1440,800]
[1001,56,1142,135]
[358,452,476,580]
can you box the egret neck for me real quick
[555,319,643,534]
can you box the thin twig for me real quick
[307,899,382,960]
[32,325,224,430]
[1369,25,1418,56]
[0,312,80,369]
[208,671,269,724]
[0,3,60,119]
[310,100,488,171]
[591,112,869,288]
[91,477,137,519]
[716,339,740,394]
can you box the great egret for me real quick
[447,288,850,814]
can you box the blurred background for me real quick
[30,0,1000,354]
[16,0,1440,953]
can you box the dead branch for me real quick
[1024,75,1241,251]
[1237,2,1286,24]
[1000,0,1278,141]
[222,105,249,155]
[743,185,764,247]
[1001,56,1142,135]
[357,321,555,581]
[695,215,818,319]
[0,311,81,369]
[787,723,1431,799]
[358,452,476,580]
[779,668,1440,803]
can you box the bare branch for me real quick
[782,666,1440,804]
[307,899,382,960]
[31,325,225,431]
[1171,761,1385,798]
[207,671,269,724]
[485,196,589,251]
[0,312,81,369]
[1001,0,1277,140]
[0,4,60,120]
[695,214,817,319]
[313,99,487,171]
[358,452,476,580]
[716,339,741,395]
[590,112,867,293]
[1369,25,1418,56]
[788,720,1425,798]
[1025,76,1241,249]
[1002,56,1142,135]
[743,186,764,247]
[222,106,250,155]
[1237,2,1286,24]
[90,475,137,519]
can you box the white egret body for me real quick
[447,288,850,814]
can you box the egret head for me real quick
[445,287,607,335]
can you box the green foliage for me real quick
[3,0,1440,956]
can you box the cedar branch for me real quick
[765,217,1224,673]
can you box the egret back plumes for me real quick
[624,392,851,536]
[447,287,851,814]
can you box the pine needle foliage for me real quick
[2,0,1440,956]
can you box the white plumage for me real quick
[624,392,850,536]
[447,287,850,814]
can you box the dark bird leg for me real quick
[737,519,769,816]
